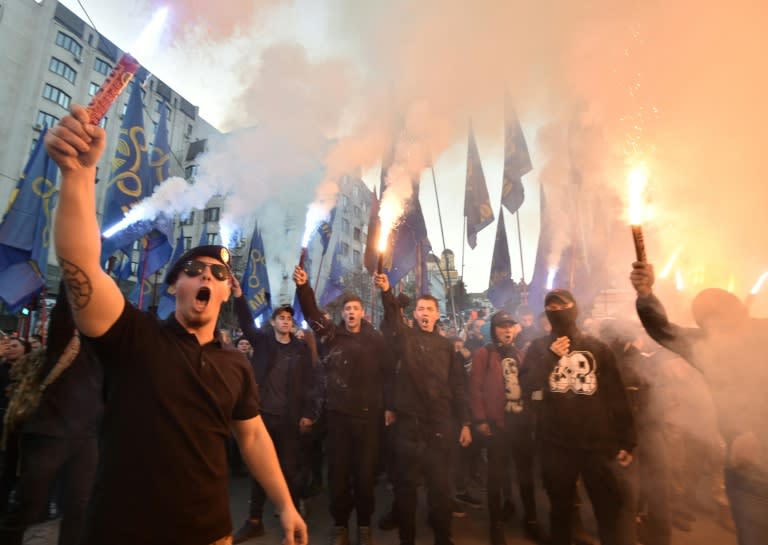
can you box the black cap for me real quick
[271,304,295,320]
[544,289,576,307]
[164,245,231,285]
[491,310,517,328]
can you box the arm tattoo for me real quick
[59,258,94,311]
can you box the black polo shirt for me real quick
[82,300,260,545]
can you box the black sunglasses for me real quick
[181,260,230,281]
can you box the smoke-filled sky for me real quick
[60,0,768,317]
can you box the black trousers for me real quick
[486,413,537,524]
[0,434,98,545]
[326,410,380,527]
[248,413,299,518]
[393,416,453,545]
[541,441,623,545]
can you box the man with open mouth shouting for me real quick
[44,105,306,545]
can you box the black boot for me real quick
[233,518,265,544]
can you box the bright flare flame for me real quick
[301,204,329,248]
[659,247,681,279]
[627,162,649,225]
[675,269,685,291]
[377,196,403,253]
[750,271,768,295]
[546,267,558,290]
[130,7,169,59]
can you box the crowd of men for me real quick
[0,106,765,545]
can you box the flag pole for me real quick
[515,211,526,282]
[137,238,148,309]
[430,165,458,327]
[313,252,327,292]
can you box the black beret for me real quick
[164,245,231,285]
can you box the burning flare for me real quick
[546,266,558,290]
[626,162,649,263]
[750,271,768,295]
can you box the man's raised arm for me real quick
[46,105,125,337]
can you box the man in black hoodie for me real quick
[294,266,392,545]
[374,273,472,545]
[524,289,635,545]
[230,277,317,543]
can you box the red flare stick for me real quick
[86,53,140,124]
[631,225,647,263]
[298,247,308,269]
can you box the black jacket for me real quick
[297,283,392,417]
[524,331,636,454]
[637,293,768,464]
[233,295,316,422]
[381,289,470,432]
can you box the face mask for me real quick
[546,307,578,335]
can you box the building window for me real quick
[353,205,361,218]
[184,165,199,179]
[180,212,195,226]
[203,207,220,223]
[353,227,361,242]
[48,57,76,84]
[155,99,171,118]
[94,58,112,76]
[88,81,100,96]
[98,116,108,129]
[183,236,192,250]
[207,232,218,245]
[341,242,349,256]
[43,84,71,109]
[353,185,360,198]
[341,195,349,208]
[37,111,59,129]
[55,31,82,58]
[353,250,361,265]
[341,218,350,234]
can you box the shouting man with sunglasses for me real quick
[44,105,307,545]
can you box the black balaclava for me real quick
[544,289,579,337]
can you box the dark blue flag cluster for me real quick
[0,131,59,310]
[464,124,494,249]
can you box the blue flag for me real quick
[128,230,173,310]
[157,228,186,319]
[198,221,210,246]
[487,207,517,308]
[0,130,59,309]
[318,207,336,257]
[464,123,494,249]
[241,223,271,320]
[388,184,431,286]
[501,107,532,214]
[101,79,151,244]
[320,243,347,307]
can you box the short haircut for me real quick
[271,304,294,320]
[415,294,439,309]
[341,293,363,307]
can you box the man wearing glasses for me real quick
[44,105,306,545]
